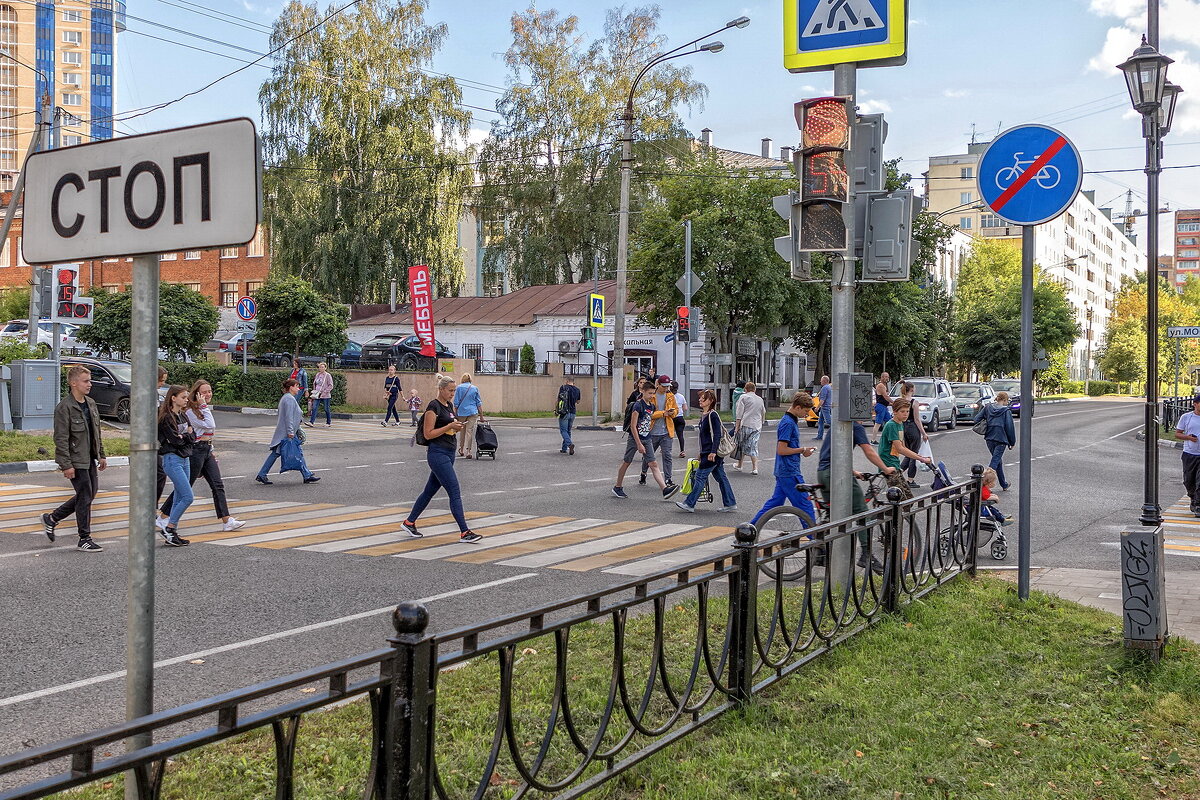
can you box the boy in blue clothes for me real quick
[750,392,817,526]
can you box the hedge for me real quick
[1084,379,1118,396]
[159,362,348,407]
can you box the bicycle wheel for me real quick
[756,505,818,581]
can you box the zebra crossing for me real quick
[1160,495,1200,559]
[0,482,737,575]
[244,419,418,445]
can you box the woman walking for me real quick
[974,391,1016,490]
[671,381,687,458]
[401,376,482,543]
[675,389,736,512]
[158,380,245,533]
[452,374,483,458]
[896,381,929,487]
[383,366,402,427]
[306,362,334,427]
[255,379,319,485]
[157,386,195,547]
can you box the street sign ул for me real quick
[589,293,605,328]
[784,0,908,73]
[236,296,257,321]
[977,124,1083,227]
[21,118,261,264]
[1168,327,1200,338]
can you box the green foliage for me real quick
[519,342,536,375]
[1036,346,1071,395]
[73,284,218,360]
[1098,272,1199,389]
[260,0,471,300]
[0,288,30,323]
[160,361,347,407]
[0,338,46,364]
[1085,379,1119,395]
[252,275,348,358]
[477,6,706,287]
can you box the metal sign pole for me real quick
[683,219,693,407]
[243,335,248,375]
[125,253,159,796]
[1018,226,1035,600]
[592,253,599,426]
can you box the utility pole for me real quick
[682,219,694,406]
[592,252,600,427]
[1085,304,1094,397]
[611,105,633,422]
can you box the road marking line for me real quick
[0,546,61,558]
[383,461,404,466]
[474,490,506,496]
[512,486,543,491]
[250,512,473,550]
[397,518,611,561]
[551,482,578,487]
[447,519,638,564]
[584,478,610,482]
[0,574,539,709]
[224,475,246,480]
[315,513,534,553]
[212,509,425,546]
[185,506,377,543]
[497,523,699,569]
[346,465,371,469]
[561,526,734,573]
[602,532,736,577]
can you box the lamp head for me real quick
[700,40,725,53]
[727,15,751,29]
[1159,81,1183,135]
[1117,35,1173,116]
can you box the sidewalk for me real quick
[994,567,1199,642]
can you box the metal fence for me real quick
[471,359,550,376]
[1163,396,1192,432]
[0,469,983,800]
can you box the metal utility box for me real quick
[11,359,59,430]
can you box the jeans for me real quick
[1184,452,1200,509]
[257,440,315,480]
[987,440,1010,489]
[558,412,576,450]
[639,433,673,482]
[50,464,98,539]
[410,445,469,533]
[156,455,166,503]
[751,475,816,526]
[309,397,332,425]
[815,408,830,439]
[673,417,686,453]
[682,458,735,508]
[162,442,229,520]
[384,395,401,424]
[161,452,194,528]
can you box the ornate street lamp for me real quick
[1118,36,1171,114]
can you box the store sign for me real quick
[408,264,436,357]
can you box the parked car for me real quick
[891,377,958,431]
[254,341,363,369]
[60,357,132,423]
[0,319,93,355]
[203,330,249,357]
[950,382,996,422]
[989,378,1024,417]
[360,333,454,369]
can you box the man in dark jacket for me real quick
[974,391,1017,491]
[42,365,108,551]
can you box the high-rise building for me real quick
[1175,209,1200,287]
[0,0,124,190]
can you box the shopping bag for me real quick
[917,439,933,471]
[681,458,700,495]
[278,437,305,473]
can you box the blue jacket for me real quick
[975,402,1015,446]
[453,383,482,416]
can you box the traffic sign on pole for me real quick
[784,0,908,73]
[589,293,605,328]
[236,296,257,321]
[977,124,1083,226]
[1168,327,1200,338]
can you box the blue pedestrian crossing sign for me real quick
[977,124,1083,227]
[785,0,908,73]
[236,296,257,321]
[589,294,605,328]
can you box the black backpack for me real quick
[555,386,569,417]
[621,400,637,433]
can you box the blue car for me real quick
[989,378,1024,417]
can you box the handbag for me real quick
[714,415,737,458]
[972,419,987,435]
[278,437,304,472]
[917,438,933,471]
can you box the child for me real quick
[981,468,1013,526]
[407,388,422,427]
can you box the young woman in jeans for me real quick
[157,385,195,547]
[675,389,736,512]
[401,376,482,543]
[306,362,334,427]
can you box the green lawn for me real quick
[55,576,1200,800]
[0,430,130,463]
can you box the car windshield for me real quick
[106,364,132,383]
[906,381,936,397]
[367,336,404,346]
[992,379,1020,393]
[953,386,984,399]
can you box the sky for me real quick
[112,0,1200,245]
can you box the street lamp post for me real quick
[610,16,749,421]
[1084,303,1094,396]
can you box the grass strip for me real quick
[51,576,1200,799]
[0,430,130,464]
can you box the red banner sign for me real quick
[408,265,436,357]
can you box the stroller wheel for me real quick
[938,532,951,558]
[990,540,1008,561]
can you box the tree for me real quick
[260,0,472,301]
[253,275,348,358]
[1098,272,1200,390]
[520,342,536,374]
[0,288,29,323]
[74,284,219,360]
[476,5,706,287]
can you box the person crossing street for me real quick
[556,375,581,454]
[41,365,107,552]
[1176,394,1200,516]
[638,376,678,487]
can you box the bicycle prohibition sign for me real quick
[976,123,1082,227]
[994,152,1061,191]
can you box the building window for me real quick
[62,30,82,45]
[62,8,82,22]
[61,134,81,147]
[184,250,201,260]
[960,167,973,179]
[495,347,518,373]
[62,51,82,66]
[1179,223,1200,233]
[246,281,263,295]
[959,217,973,230]
[1066,213,1075,229]
[220,282,238,307]
[980,214,1004,228]
[1180,261,1199,270]
[1180,237,1198,246]
[101,284,118,292]
[1180,249,1199,258]
[220,247,238,258]
[60,111,82,127]
[61,93,82,106]
[158,252,176,261]
[247,226,264,257]
[462,344,483,360]
[61,72,80,87]
[959,191,972,205]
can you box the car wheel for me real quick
[947,411,957,430]
[115,397,130,424]
[400,354,418,371]
[930,411,939,431]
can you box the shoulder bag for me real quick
[714,413,738,458]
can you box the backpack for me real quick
[555,386,569,417]
[621,400,637,433]
[414,400,441,446]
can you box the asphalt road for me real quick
[0,398,1178,764]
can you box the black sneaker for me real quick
[612,486,629,499]
[401,520,421,538]
[41,513,56,543]
[76,537,102,552]
[907,480,920,488]
[255,475,272,485]
[662,484,680,499]
[638,474,647,485]
[857,553,885,575]
[164,530,189,547]
[569,444,575,455]
[459,530,483,543]
[303,475,321,483]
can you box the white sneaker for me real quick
[222,518,246,531]
[733,464,742,472]
[752,469,759,475]
[154,516,169,533]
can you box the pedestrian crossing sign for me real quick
[589,293,605,328]
[785,0,908,73]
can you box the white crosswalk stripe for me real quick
[305,513,529,553]
[496,523,698,568]
[393,518,605,561]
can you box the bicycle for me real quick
[994,152,1061,191]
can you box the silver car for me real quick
[891,377,958,431]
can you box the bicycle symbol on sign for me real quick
[994,152,1061,191]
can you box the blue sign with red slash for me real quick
[976,124,1083,226]
[236,296,257,321]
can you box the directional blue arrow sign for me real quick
[236,296,257,321]
[977,124,1082,226]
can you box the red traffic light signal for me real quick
[676,306,691,342]
[50,265,93,324]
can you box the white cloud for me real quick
[858,99,891,114]
[1088,0,1144,18]
[1086,24,1141,73]
[465,126,490,147]
[943,88,969,98]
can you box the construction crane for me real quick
[1111,190,1169,238]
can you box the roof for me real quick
[350,280,646,328]
[709,145,790,171]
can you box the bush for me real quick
[519,342,536,375]
[0,338,48,364]
[1086,379,1118,396]
[159,362,348,407]
[1061,380,1085,394]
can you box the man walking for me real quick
[815,420,895,573]
[750,392,817,526]
[638,375,677,487]
[1176,394,1200,516]
[556,375,581,455]
[815,375,832,440]
[42,365,107,551]
[453,374,483,459]
[614,382,678,500]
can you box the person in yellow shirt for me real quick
[638,375,679,488]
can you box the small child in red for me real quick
[981,468,1013,526]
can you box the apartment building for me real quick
[924,141,1146,381]
[1176,209,1200,287]
[0,0,124,190]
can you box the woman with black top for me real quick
[382,365,402,427]
[400,376,482,543]
[157,385,195,547]
[897,381,929,487]
[674,389,736,512]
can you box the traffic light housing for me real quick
[676,306,691,342]
[580,326,595,351]
[794,96,853,252]
[50,264,93,324]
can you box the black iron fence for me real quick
[1163,396,1193,432]
[561,361,613,377]
[0,469,983,800]
[471,359,551,376]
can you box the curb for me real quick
[1136,432,1184,450]
[212,405,384,420]
[0,455,130,474]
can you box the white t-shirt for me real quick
[673,392,687,418]
[1178,411,1200,456]
[736,392,766,431]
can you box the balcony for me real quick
[980,226,1021,238]
[90,0,127,32]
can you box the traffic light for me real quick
[30,267,52,317]
[580,326,595,351]
[863,189,914,281]
[771,190,811,280]
[794,96,853,252]
[50,264,93,325]
[676,306,691,342]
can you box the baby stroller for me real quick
[474,422,499,460]
[932,461,1006,561]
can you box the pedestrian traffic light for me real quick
[580,326,595,351]
[794,96,853,252]
[30,266,52,318]
[675,306,691,342]
[772,190,812,280]
[50,264,93,324]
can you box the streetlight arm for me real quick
[626,49,704,115]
